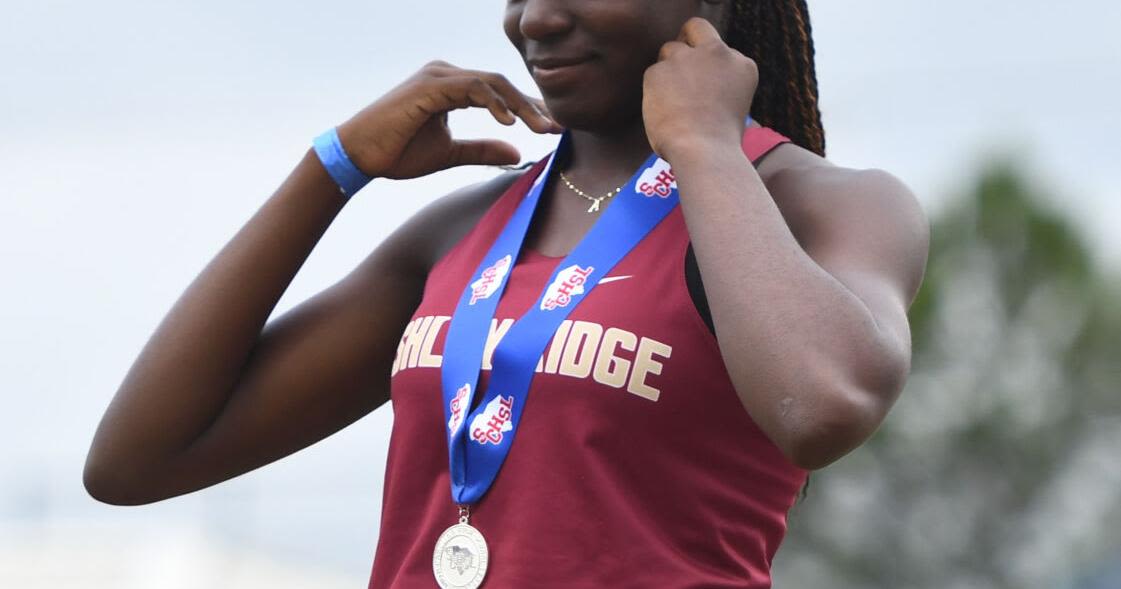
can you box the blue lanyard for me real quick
[440,120,748,505]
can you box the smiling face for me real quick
[504,0,728,133]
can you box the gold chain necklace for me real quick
[557,170,623,213]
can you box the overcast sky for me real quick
[2,0,1118,581]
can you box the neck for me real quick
[561,114,653,187]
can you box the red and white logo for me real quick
[470,395,515,445]
[447,383,470,435]
[469,255,512,305]
[540,264,594,311]
[636,158,676,198]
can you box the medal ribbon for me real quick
[440,119,750,505]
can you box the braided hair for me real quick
[724,0,826,157]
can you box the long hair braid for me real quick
[724,0,826,157]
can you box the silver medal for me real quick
[433,508,489,589]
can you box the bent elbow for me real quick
[786,429,862,471]
[782,383,888,471]
[794,346,910,469]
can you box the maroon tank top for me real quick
[368,125,807,588]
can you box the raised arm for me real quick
[83,61,558,505]
[645,18,930,470]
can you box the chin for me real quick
[542,92,643,134]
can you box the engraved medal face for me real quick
[433,523,489,589]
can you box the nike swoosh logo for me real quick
[598,275,633,284]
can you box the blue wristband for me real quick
[312,127,374,197]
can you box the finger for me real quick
[528,96,549,116]
[527,96,565,133]
[439,76,517,126]
[464,78,519,126]
[678,16,722,47]
[453,68,561,134]
[449,139,521,167]
[658,40,690,62]
[423,64,562,133]
[422,59,456,72]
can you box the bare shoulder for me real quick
[758,142,924,224]
[758,142,930,303]
[384,168,526,278]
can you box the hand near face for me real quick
[642,17,758,161]
[336,61,562,181]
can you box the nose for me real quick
[516,0,573,41]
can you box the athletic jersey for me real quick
[368,125,808,588]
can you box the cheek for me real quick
[592,10,684,68]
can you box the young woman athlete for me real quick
[85,1,929,587]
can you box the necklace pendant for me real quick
[587,199,601,213]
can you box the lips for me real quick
[528,55,596,88]
[528,55,593,69]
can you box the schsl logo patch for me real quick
[636,158,677,198]
[469,255,512,305]
[447,383,470,435]
[540,264,594,311]
[470,395,515,445]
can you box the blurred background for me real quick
[1,1,1118,587]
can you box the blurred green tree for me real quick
[772,159,1121,589]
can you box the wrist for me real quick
[312,126,375,198]
[661,130,743,169]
